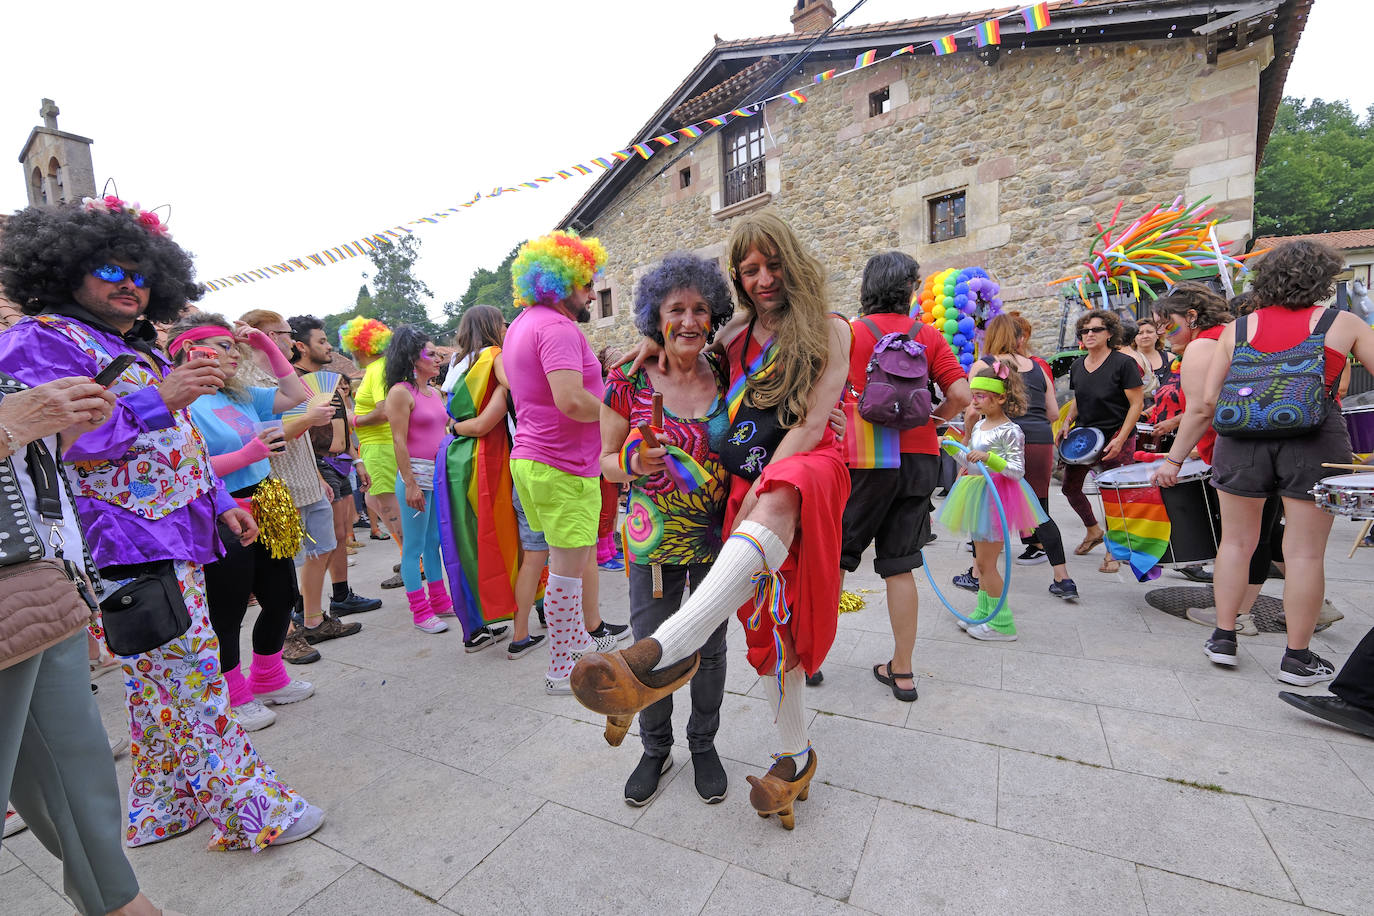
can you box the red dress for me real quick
[722,329,850,677]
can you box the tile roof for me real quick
[1254,228,1374,251]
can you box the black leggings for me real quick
[1247,494,1286,586]
[1030,497,1067,567]
[202,521,299,672]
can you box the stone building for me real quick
[561,0,1310,352]
[18,99,95,208]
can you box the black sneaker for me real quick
[464,625,510,653]
[598,621,631,643]
[805,670,824,686]
[331,591,383,615]
[953,567,979,593]
[692,748,728,804]
[624,754,672,807]
[1278,651,1337,687]
[353,517,370,529]
[506,633,546,659]
[1204,635,1238,667]
[1016,545,1048,566]
[1048,578,1079,601]
[1179,565,1213,583]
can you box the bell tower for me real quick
[18,99,96,207]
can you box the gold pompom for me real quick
[839,589,866,614]
[251,477,304,559]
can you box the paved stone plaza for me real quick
[4,491,1372,915]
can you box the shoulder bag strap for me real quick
[858,317,885,346]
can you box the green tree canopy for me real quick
[1255,98,1374,237]
[447,245,520,324]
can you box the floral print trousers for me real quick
[114,560,305,851]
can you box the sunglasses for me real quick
[1080,326,1108,335]
[91,264,151,288]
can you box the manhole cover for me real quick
[1144,587,1287,633]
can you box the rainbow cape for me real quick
[1101,482,1169,582]
[435,346,519,638]
[621,427,714,492]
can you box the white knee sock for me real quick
[544,573,588,680]
[652,521,788,669]
[764,666,810,766]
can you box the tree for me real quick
[447,245,520,324]
[363,234,437,335]
[323,284,374,346]
[1254,98,1374,237]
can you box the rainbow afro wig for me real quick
[511,230,608,308]
[338,316,392,358]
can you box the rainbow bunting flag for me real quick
[678,125,703,139]
[1101,483,1169,581]
[891,44,916,56]
[704,115,727,127]
[1022,1,1051,31]
[855,49,877,68]
[436,346,520,639]
[728,106,756,118]
[611,150,632,162]
[591,157,614,169]
[621,428,715,493]
[631,143,653,159]
[813,68,836,83]
[652,133,679,147]
[975,19,1001,47]
[555,169,573,179]
[933,34,957,55]
[784,89,807,104]
[572,164,592,175]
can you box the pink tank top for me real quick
[402,382,447,462]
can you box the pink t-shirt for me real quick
[401,382,448,462]
[504,305,604,477]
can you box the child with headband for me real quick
[938,359,1046,641]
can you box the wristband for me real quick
[1164,456,1184,468]
[618,440,638,477]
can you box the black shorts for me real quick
[840,453,941,578]
[1211,409,1351,501]
[318,459,353,501]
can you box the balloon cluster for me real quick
[911,267,1003,369]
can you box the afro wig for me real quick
[0,201,202,323]
[511,230,607,308]
[633,253,735,346]
[338,316,392,358]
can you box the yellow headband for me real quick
[969,377,1006,394]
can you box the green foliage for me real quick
[447,245,520,324]
[1255,98,1374,237]
[363,235,437,335]
[323,285,372,345]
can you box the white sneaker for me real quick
[4,805,25,838]
[954,616,970,631]
[272,804,325,845]
[109,732,129,758]
[232,699,277,731]
[414,615,449,634]
[545,675,572,695]
[257,679,315,706]
[966,623,1017,642]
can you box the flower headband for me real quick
[167,324,231,359]
[82,195,170,237]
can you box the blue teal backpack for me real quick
[1212,308,1338,439]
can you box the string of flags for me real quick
[202,0,1079,294]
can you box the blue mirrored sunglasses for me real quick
[90,264,151,288]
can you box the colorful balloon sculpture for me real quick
[910,266,1002,369]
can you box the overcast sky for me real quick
[1,0,1362,323]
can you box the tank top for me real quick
[1248,306,1346,387]
[401,382,448,462]
[1013,358,1054,445]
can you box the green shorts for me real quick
[510,459,599,549]
[360,442,398,496]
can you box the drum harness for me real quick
[923,437,1014,627]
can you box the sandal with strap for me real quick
[1074,533,1104,556]
[873,662,918,702]
[747,750,818,830]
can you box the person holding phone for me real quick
[168,312,315,732]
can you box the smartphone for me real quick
[188,345,218,363]
[93,354,135,388]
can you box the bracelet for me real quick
[0,422,20,455]
[1164,456,1184,468]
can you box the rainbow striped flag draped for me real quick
[435,346,520,639]
[1101,482,1169,582]
[843,403,900,469]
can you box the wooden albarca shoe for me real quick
[570,638,699,746]
[747,750,817,830]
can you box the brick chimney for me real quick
[791,0,836,33]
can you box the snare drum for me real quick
[1342,403,1374,454]
[1059,427,1105,465]
[1312,473,1374,520]
[1097,459,1220,567]
[1135,422,1176,454]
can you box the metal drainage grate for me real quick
[1144,586,1287,634]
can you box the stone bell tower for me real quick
[791,0,836,33]
[18,99,96,207]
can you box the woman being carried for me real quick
[573,211,851,829]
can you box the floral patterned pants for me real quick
[114,560,306,851]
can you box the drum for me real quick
[1135,422,1175,454]
[1312,473,1374,519]
[1342,403,1374,454]
[1058,427,1105,465]
[1097,459,1220,567]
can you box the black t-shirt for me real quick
[1069,350,1142,435]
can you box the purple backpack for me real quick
[855,317,931,430]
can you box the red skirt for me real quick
[723,433,850,677]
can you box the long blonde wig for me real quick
[727,210,830,427]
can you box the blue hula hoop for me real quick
[919,437,1013,627]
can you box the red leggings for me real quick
[1061,436,1136,528]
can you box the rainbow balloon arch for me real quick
[910,266,1004,370]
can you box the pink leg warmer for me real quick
[221,665,255,709]
[406,589,435,626]
[248,651,291,695]
[426,580,454,618]
[596,535,615,565]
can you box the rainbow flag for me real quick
[727,336,776,423]
[892,44,916,56]
[933,35,957,55]
[631,143,654,159]
[621,427,715,493]
[976,19,1001,47]
[591,157,614,169]
[1022,1,1051,32]
[855,49,877,68]
[678,125,703,139]
[843,405,900,469]
[784,89,807,105]
[813,69,836,83]
[652,133,678,147]
[704,115,727,127]
[611,150,632,162]
[1100,482,1169,581]
[572,164,592,175]
[435,346,520,639]
[729,106,756,118]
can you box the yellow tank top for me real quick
[353,358,392,446]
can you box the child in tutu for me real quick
[938,359,1047,641]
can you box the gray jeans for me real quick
[0,631,139,914]
[630,562,728,757]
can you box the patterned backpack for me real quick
[1212,308,1338,439]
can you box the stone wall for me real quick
[581,35,1273,357]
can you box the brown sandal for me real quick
[747,750,818,830]
[1099,557,1121,574]
[570,639,699,747]
[1074,533,1104,556]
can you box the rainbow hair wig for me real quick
[338,316,392,358]
[511,231,607,308]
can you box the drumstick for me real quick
[652,392,663,428]
[1321,462,1374,472]
[637,393,665,458]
